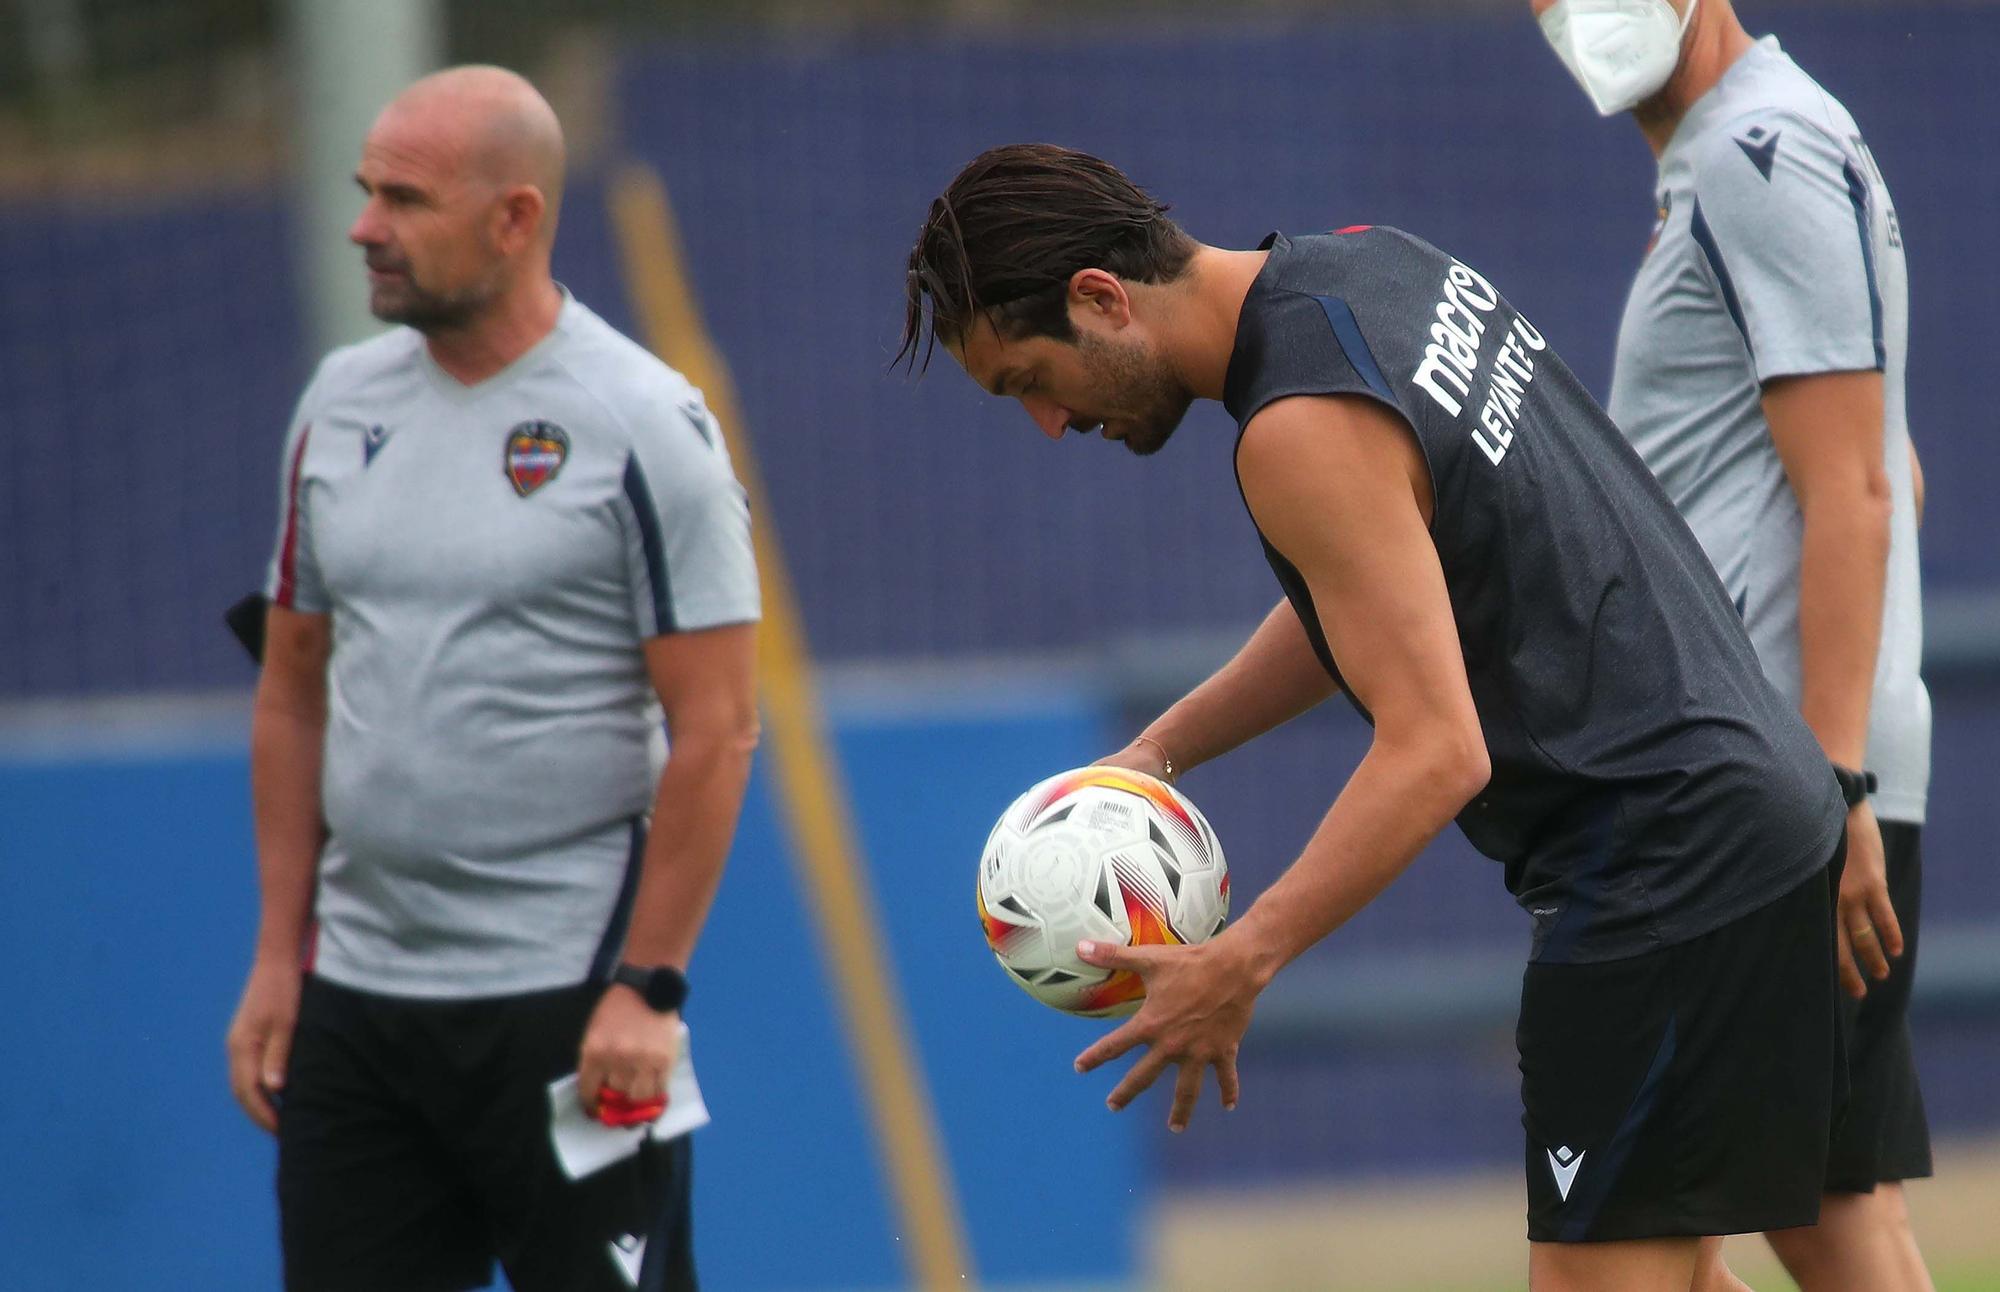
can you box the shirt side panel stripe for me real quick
[623,452,676,635]
[1314,294,1396,403]
[1842,161,1888,369]
[1689,200,1753,360]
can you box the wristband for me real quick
[1831,763,1876,809]
[612,963,689,1013]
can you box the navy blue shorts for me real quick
[278,975,695,1291]
[1518,855,1845,1242]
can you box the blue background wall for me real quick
[0,701,1137,1291]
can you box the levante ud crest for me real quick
[505,420,569,497]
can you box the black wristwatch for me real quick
[1831,763,1877,809]
[612,963,689,1013]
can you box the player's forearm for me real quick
[1224,728,1487,983]
[1144,600,1338,774]
[1796,489,1891,768]
[618,725,759,970]
[248,695,326,964]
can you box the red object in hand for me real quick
[595,1087,667,1128]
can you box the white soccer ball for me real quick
[977,766,1230,1017]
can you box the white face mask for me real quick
[1539,0,1699,117]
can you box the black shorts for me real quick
[1826,821,1932,1193]
[1519,856,1844,1243]
[278,976,696,1292]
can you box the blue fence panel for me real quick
[2,3,1998,697]
[0,194,305,697]
[612,3,2000,662]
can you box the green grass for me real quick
[1403,1271,2000,1292]
[1748,1270,2000,1292]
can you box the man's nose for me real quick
[1024,394,1072,441]
[349,200,383,246]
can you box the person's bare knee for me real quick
[1815,1189,1895,1258]
[1531,1236,1700,1292]
[1765,1219,1822,1278]
[1691,1236,1753,1292]
[1769,1189,1924,1292]
[1874,1182,1923,1253]
[1877,1182,1938,1292]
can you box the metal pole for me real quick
[285,0,445,356]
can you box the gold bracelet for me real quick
[1133,734,1176,783]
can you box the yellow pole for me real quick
[608,163,976,1291]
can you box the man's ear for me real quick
[494,185,547,256]
[1068,268,1132,328]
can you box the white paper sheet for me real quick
[547,1020,710,1181]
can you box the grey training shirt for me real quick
[266,293,760,998]
[1609,37,1929,824]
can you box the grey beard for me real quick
[372,288,484,332]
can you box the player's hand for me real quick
[1071,937,1262,1132]
[1835,801,1903,1000]
[225,956,302,1134]
[577,986,679,1121]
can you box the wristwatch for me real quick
[1830,763,1877,809]
[612,963,689,1013]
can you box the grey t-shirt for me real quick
[266,293,760,997]
[1609,37,1928,824]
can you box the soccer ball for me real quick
[977,766,1229,1017]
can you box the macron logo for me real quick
[1547,1145,1585,1201]
[608,1232,645,1286]
[1734,125,1781,181]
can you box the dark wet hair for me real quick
[897,143,1197,370]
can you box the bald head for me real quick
[349,64,569,333]
[378,65,567,235]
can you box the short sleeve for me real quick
[1689,112,1884,383]
[619,393,761,637]
[264,374,330,613]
